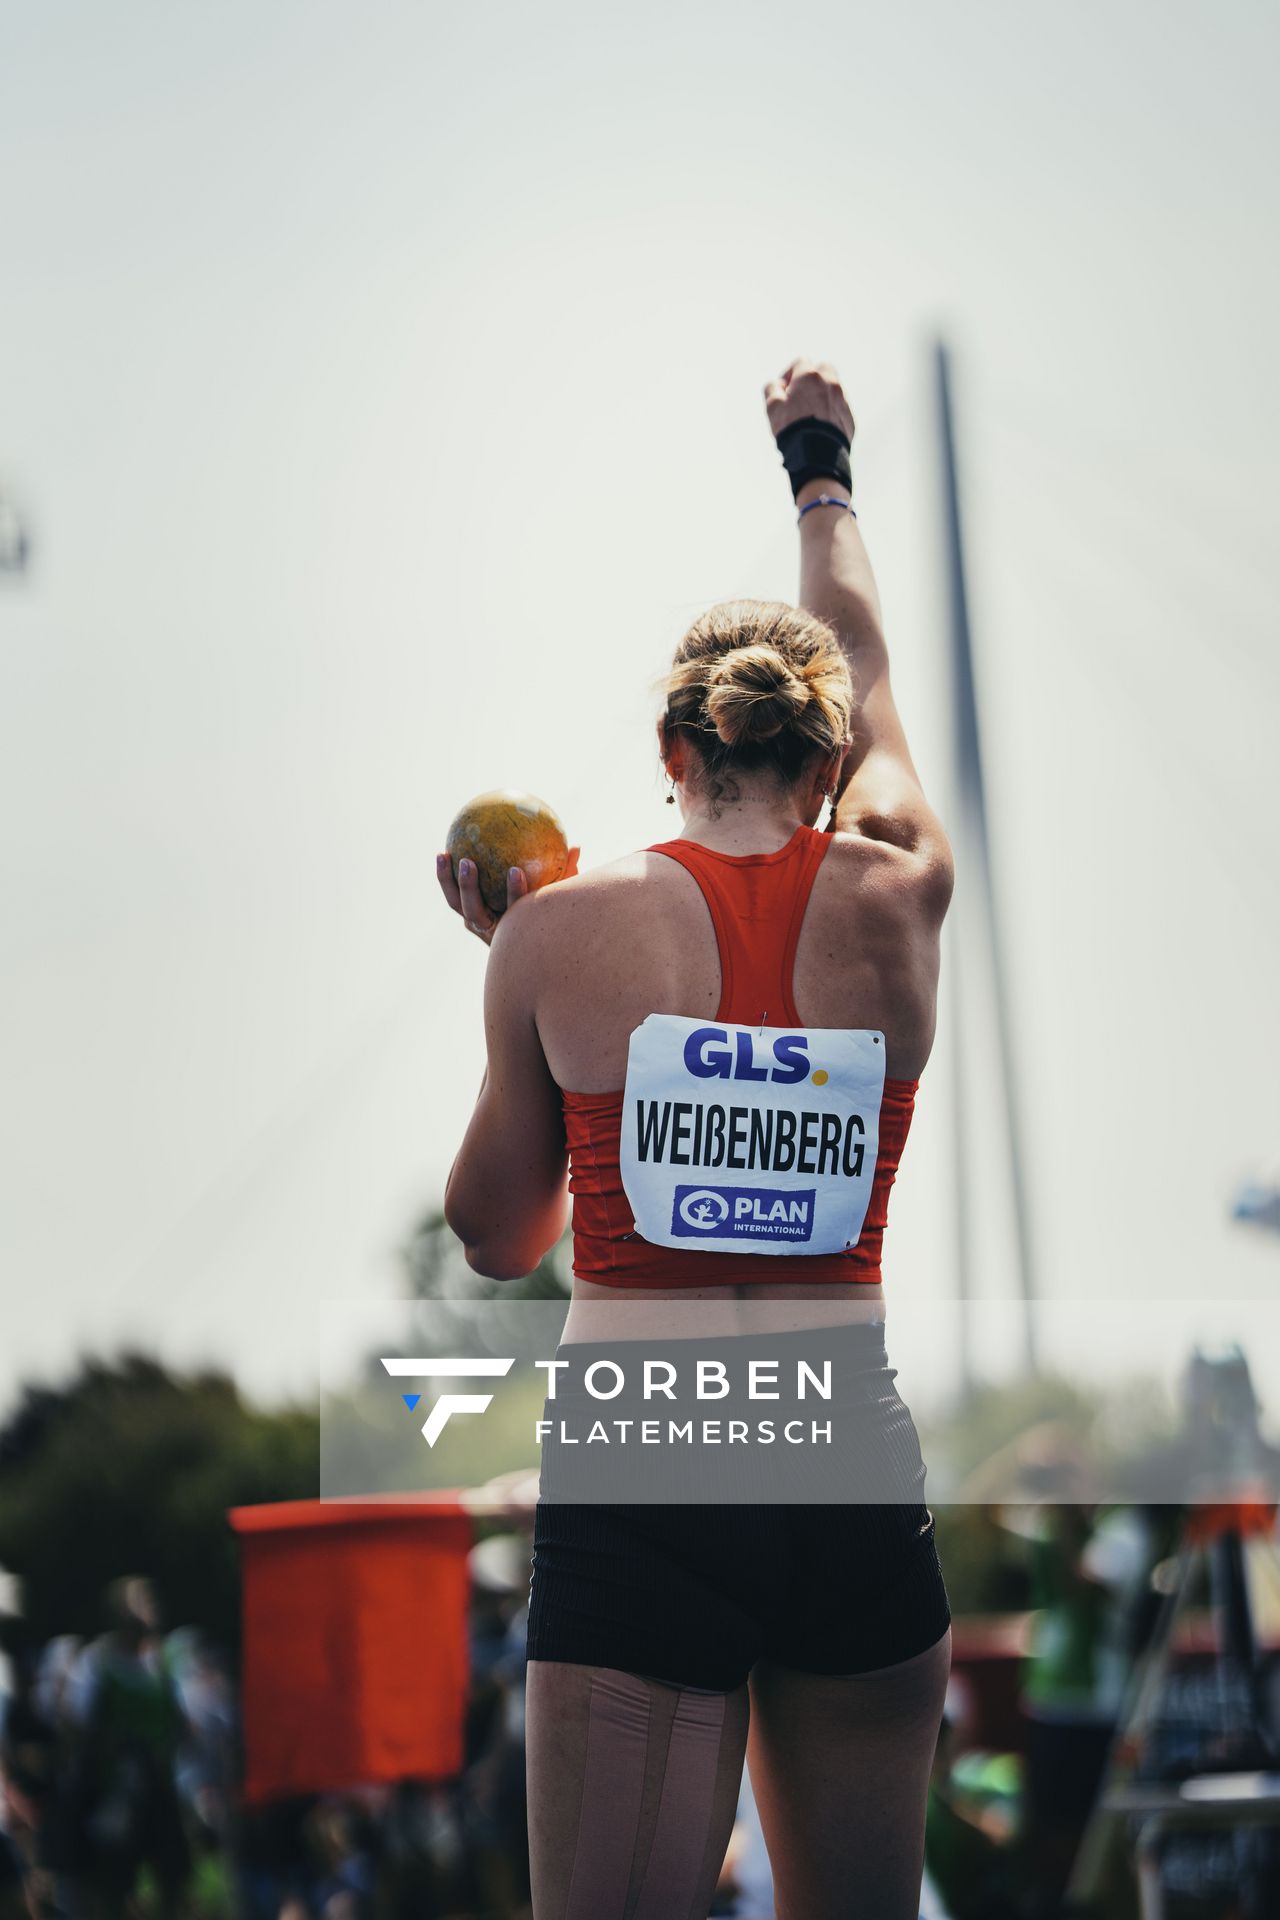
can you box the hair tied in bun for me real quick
[705,643,810,747]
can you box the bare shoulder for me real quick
[486,850,676,969]
[823,825,954,921]
[507,850,657,928]
[541,848,659,900]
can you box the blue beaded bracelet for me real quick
[797,494,856,523]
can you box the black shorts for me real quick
[526,1321,950,1692]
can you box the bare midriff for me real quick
[562,1277,887,1345]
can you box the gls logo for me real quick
[683,1027,814,1085]
[381,1357,514,1446]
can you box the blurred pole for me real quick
[948,926,974,1396]
[935,340,1037,1376]
[0,488,30,572]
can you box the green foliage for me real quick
[920,1369,1101,1491]
[0,1353,317,1649]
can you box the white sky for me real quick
[2,0,1278,1420]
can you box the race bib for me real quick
[619,1014,886,1256]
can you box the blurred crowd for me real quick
[0,1560,538,1920]
[0,1576,233,1918]
[2,1504,1278,1920]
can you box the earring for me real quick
[665,776,676,805]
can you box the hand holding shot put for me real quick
[436,789,579,944]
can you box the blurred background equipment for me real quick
[1233,1162,1280,1236]
[0,486,29,573]
[1072,1348,1280,1918]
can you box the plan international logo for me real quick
[670,1183,817,1241]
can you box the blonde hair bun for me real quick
[661,599,854,792]
[705,644,809,746]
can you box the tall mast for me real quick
[935,340,1038,1377]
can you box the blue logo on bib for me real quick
[681,1027,811,1084]
[670,1184,817,1242]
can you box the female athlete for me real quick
[438,357,954,1920]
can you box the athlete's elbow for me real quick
[444,1163,564,1281]
[444,1192,532,1282]
[442,1172,494,1266]
[461,1241,532,1284]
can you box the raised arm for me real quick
[764,359,952,884]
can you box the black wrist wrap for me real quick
[775,415,853,500]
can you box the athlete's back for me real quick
[516,823,946,1098]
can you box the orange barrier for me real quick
[1181,1500,1278,1547]
[228,1498,473,1803]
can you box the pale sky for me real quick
[2,0,1278,1421]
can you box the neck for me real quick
[676,785,812,854]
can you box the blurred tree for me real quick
[0,1354,316,1649]
[922,1370,1184,1614]
[0,1218,560,1653]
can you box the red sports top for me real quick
[561,825,919,1287]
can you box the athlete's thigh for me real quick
[525,1658,749,1920]
[746,1629,951,1920]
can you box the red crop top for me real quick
[561,825,918,1287]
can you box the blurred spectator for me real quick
[460,1532,532,1918]
[1013,1504,1161,1912]
[303,1799,376,1918]
[167,1629,237,1839]
[1,1648,62,1919]
[62,1576,192,1918]
[923,1693,1020,1920]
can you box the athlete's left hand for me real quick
[435,848,580,945]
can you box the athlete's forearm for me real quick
[795,476,889,686]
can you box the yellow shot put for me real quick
[445,790,571,919]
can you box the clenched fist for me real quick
[763,358,855,445]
